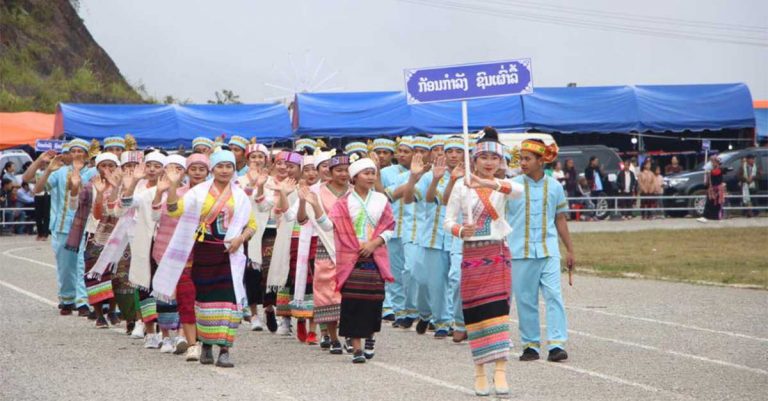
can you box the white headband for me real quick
[165,154,186,168]
[349,158,377,178]
[144,151,167,167]
[95,152,120,167]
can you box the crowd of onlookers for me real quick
[1,160,50,237]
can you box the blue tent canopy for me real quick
[293,83,755,137]
[55,103,292,148]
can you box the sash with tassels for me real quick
[152,180,251,305]
[266,189,299,291]
[88,207,136,280]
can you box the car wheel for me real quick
[689,189,707,217]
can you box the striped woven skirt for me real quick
[461,240,512,365]
[338,259,385,339]
[312,244,341,324]
[192,241,241,347]
[112,245,137,322]
[83,237,114,305]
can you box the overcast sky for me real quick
[78,0,768,103]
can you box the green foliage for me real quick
[207,89,241,105]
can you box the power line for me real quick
[399,0,768,47]
[476,0,768,34]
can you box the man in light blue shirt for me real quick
[35,138,97,315]
[507,139,575,363]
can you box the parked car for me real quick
[558,145,623,219]
[0,149,33,184]
[664,147,768,217]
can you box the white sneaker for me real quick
[160,337,174,353]
[251,316,264,331]
[144,333,161,349]
[173,337,189,355]
[276,317,292,336]
[130,321,145,339]
[185,343,201,361]
[697,217,708,223]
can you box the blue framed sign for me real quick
[404,58,533,104]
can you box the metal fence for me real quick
[0,207,35,228]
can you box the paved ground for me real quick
[0,235,766,401]
[569,216,768,233]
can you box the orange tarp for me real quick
[755,100,768,109]
[0,112,56,150]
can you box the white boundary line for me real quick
[371,361,476,395]
[3,246,56,270]
[567,305,768,343]
[0,279,58,307]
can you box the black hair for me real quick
[143,148,168,156]
[3,162,13,171]
[22,161,32,171]
[589,156,598,163]
[746,154,756,159]
[478,126,500,143]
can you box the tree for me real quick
[208,89,241,105]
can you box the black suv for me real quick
[663,147,768,217]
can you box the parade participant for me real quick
[739,154,761,217]
[119,151,166,348]
[239,140,271,332]
[378,137,415,325]
[293,152,349,353]
[313,143,333,183]
[313,156,394,364]
[103,136,126,159]
[192,137,215,154]
[371,138,396,168]
[444,128,523,397]
[147,154,187,353]
[344,141,368,159]
[295,137,318,154]
[262,150,303,335]
[151,153,210,360]
[156,150,256,368]
[700,156,726,222]
[228,135,249,176]
[402,136,463,339]
[66,152,122,328]
[508,138,574,363]
[34,138,96,316]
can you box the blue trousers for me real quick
[403,242,422,320]
[448,251,464,331]
[51,231,88,308]
[512,257,568,352]
[419,248,452,330]
[386,238,407,318]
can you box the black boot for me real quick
[519,347,540,361]
[547,347,568,362]
[216,349,234,368]
[200,344,214,365]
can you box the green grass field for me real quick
[565,227,768,288]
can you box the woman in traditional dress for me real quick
[444,130,523,397]
[157,150,255,368]
[66,152,122,328]
[311,156,395,364]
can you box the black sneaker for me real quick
[415,319,429,335]
[427,322,436,332]
[434,329,449,339]
[352,350,366,364]
[265,310,278,333]
[329,341,343,355]
[392,318,403,328]
[343,338,354,354]
[364,338,375,360]
[519,348,540,361]
[400,317,415,329]
[320,335,331,350]
[125,321,136,335]
[382,313,395,322]
[200,345,214,365]
[547,347,568,362]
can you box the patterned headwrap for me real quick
[397,136,414,149]
[329,154,350,169]
[228,135,248,151]
[473,141,506,159]
[412,136,431,150]
[246,143,270,159]
[276,150,303,166]
[192,137,215,150]
[103,136,126,149]
[443,136,464,151]
[430,136,445,149]
[295,138,317,153]
[314,148,335,168]
[344,142,368,156]
[372,138,396,152]
[186,153,210,170]
[120,150,143,165]
[521,139,559,163]
[68,138,90,152]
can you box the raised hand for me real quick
[93,177,107,193]
[105,170,122,188]
[132,163,146,181]
[278,178,297,194]
[247,166,261,186]
[165,168,183,186]
[156,174,172,193]
[47,155,64,172]
[410,153,425,177]
[69,168,82,189]
[451,162,465,180]
[38,150,56,163]
[298,185,319,207]
[72,158,85,172]
[432,156,447,179]
[369,152,380,169]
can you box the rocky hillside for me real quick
[0,0,142,112]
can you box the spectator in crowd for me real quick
[575,176,596,221]
[699,156,725,222]
[665,156,683,175]
[638,159,656,220]
[22,151,54,240]
[616,159,637,220]
[630,157,640,178]
[1,178,14,234]
[14,181,35,234]
[563,159,578,197]
[584,156,606,196]
[739,154,761,217]
[552,161,566,187]
[653,165,665,219]
[1,162,16,184]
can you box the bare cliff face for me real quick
[0,0,142,112]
